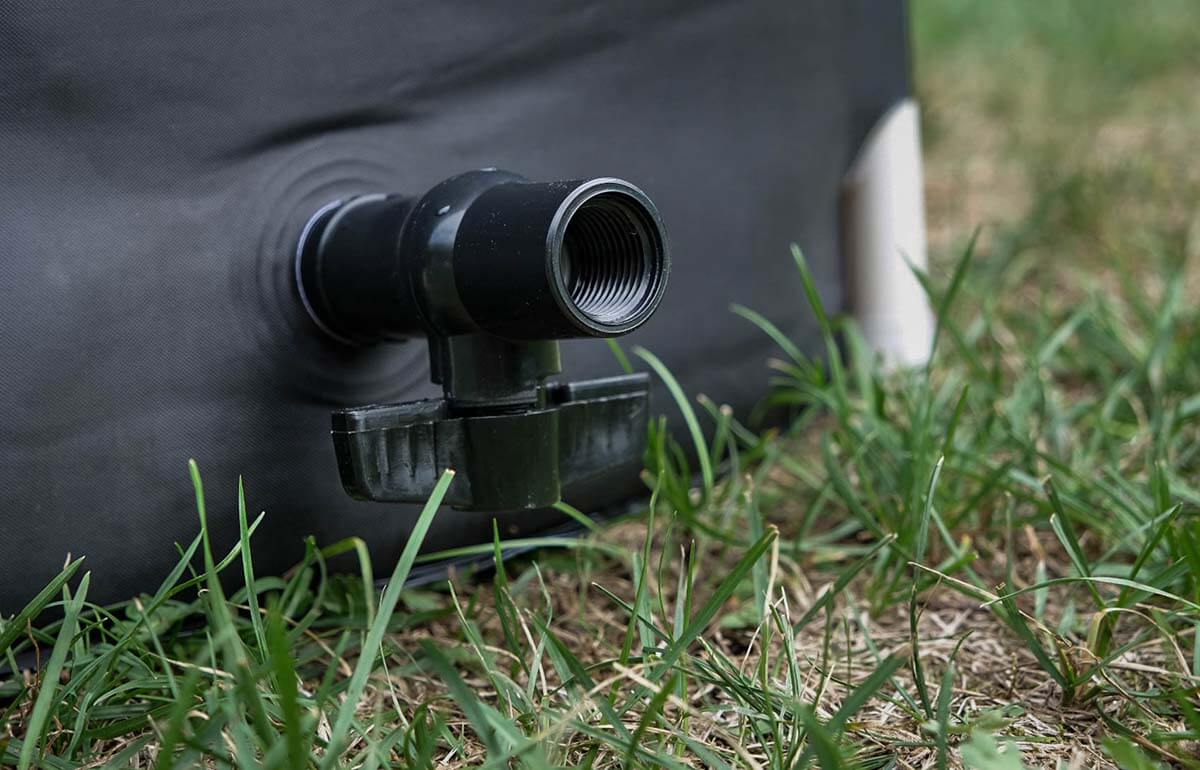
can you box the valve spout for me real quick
[296,170,669,344]
[296,169,671,511]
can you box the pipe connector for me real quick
[297,170,669,344]
[296,169,671,511]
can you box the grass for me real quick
[5,3,1200,767]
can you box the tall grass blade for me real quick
[320,469,455,769]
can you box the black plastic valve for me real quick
[297,169,670,511]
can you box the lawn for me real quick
[5,2,1200,767]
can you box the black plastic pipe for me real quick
[296,169,670,346]
[297,169,670,509]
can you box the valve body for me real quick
[297,170,670,510]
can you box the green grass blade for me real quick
[320,469,455,769]
[794,535,898,633]
[935,660,955,770]
[797,707,849,770]
[623,671,676,766]
[652,528,777,677]
[236,477,268,661]
[18,571,89,770]
[154,667,203,770]
[926,228,979,375]
[0,557,84,656]
[267,601,307,770]
[635,346,715,498]
[986,576,1200,613]
[606,338,634,374]
[731,303,807,364]
[551,500,602,534]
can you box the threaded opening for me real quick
[558,193,664,328]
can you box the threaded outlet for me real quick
[558,193,666,330]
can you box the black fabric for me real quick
[0,1,911,609]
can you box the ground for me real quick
[5,2,1200,768]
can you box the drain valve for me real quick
[297,169,670,511]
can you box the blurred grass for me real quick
[914,0,1200,95]
[914,0,1200,283]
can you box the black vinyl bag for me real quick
[0,1,911,609]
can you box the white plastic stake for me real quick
[842,99,935,368]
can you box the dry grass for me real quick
[7,4,1200,768]
[362,488,1193,767]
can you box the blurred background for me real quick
[914,0,1200,282]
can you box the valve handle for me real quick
[332,374,650,510]
[298,169,669,512]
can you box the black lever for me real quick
[296,169,670,511]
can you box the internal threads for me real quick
[560,194,664,328]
